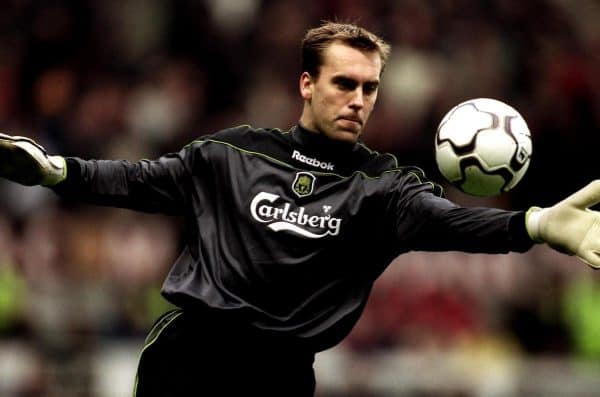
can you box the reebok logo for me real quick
[292,150,335,171]
[250,192,341,239]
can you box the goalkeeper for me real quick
[1,22,599,397]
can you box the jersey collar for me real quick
[288,124,371,175]
[291,124,358,153]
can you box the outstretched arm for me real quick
[386,172,533,255]
[0,133,191,215]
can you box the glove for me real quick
[0,133,66,186]
[526,180,600,268]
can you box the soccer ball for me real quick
[435,98,532,196]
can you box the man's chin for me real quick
[329,129,361,143]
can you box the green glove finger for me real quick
[563,180,600,209]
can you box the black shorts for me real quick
[133,308,316,396]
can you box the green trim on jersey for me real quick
[190,137,440,192]
[357,142,400,168]
[133,309,184,396]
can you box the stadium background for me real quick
[0,0,599,396]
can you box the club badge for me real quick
[292,172,315,197]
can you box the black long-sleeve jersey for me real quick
[52,124,534,351]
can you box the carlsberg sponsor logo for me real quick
[250,192,341,238]
[292,150,335,171]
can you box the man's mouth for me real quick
[337,116,362,126]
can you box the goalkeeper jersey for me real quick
[52,124,534,351]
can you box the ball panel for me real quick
[509,115,530,138]
[460,165,506,196]
[473,130,518,169]
[455,156,514,196]
[435,142,463,182]
[504,159,530,191]
[437,104,494,147]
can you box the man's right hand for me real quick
[0,133,66,186]
[526,180,600,269]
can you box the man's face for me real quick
[299,42,382,143]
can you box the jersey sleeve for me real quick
[386,172,534,254]
[50,145,197,215]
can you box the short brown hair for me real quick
[301,21,391,78]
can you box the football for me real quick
[435,98,532,196]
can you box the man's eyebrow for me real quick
[331,75,379,85]
[332,75,356,83]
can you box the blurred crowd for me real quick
[0,0,599,396]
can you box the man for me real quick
[1,22,599,396]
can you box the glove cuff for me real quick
[525,206,544,243]
[41,155,67,186]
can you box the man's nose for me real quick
[349,89,364,110]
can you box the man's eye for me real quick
[364,84,378,95]
[335,79,356,90]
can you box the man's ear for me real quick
[299,72,313,100]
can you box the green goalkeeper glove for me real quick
[0,133,66,186]
[526,180,600,268]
